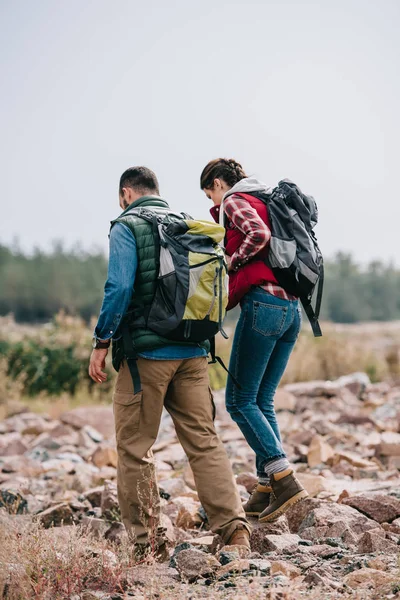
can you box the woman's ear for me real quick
[213,178,222,190]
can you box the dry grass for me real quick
[0,510,374,600]
[210,320,400,389]
[2,315,400,407]
[0,512,137,599]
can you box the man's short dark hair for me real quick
[119,166,160,195]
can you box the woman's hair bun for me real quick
[200,157,247,189]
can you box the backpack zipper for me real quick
[189,256,218,270]
[205,270,219,318]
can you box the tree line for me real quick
[0,243,399,324]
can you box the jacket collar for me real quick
[118,195,170,218]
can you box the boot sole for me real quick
[258,490,309,523]
[245,510,261,517]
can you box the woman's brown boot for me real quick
[243,483,272,517]
[258,469,308,522]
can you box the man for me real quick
[89,166,250,558]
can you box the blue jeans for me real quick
[226,287,301,478]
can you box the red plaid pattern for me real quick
[224,194,296,301]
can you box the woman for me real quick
[200,158,308,522]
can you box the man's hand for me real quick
[89,348,109,383]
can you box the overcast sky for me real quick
[1,0,399,264]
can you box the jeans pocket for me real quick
[252,301,287,337]
[113,391,142,440]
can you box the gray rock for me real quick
[37,503,74,527]
[175,548,220,582]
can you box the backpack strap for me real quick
[314,262,324,321]
[301,300,322,338]
[301,265,324,338]
[208,337,241,389]
[121,322,142,394]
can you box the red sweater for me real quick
[211,194,278,310]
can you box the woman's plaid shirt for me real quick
[224,194,296,301]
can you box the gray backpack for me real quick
[249,179,323,337]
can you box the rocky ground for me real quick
[2,373,400,599]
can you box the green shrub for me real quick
[5,340,85,396]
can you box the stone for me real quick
[41,459,75,474]
[367,557,388,570]
[334,372,370,396]
[37,503,74,527]
[91,444,118,468]
[174,497,202,529]
[189,535,215,550]
[169,542,194,568]
[126,564,179,588]
[160,513,176,545]
[83,486,104,507]
[342,493,400,523]
[236,472,258,494]
[335,413,375,426]
[81,516,108,538]
[217,559,250,577]
[70,465,97,493]
[0,433,28,457]
[101,480,120,521]
[329,451,377,469]
[218,550,240,565]
[104,521,127,544]
[20,415,50,436]
[261,534,301,553]
[77,429,97,452]
[0,489,28,514]
[307,435,335,468]
[357,529,399,553]
[304,568,341,589]
[284,381,338,397]
[305,544,344,559]
[82,424,103,443]
[344,568,398,590]
[155,443,186,467]
[296,473,326,497]
[175,548,220,582]
[270,560,301,579]
[298,502,380,547]
[286,498,324,533]
[95,466,117,484]
[158,477,191,498]
[387,456,400,470]
[218,544,251,559]
[55,452,84,464]
[275,389,297,412]
[376,432,400,456]
[1,455,42,476]
[250,517,290,553]
[60,406,115,438]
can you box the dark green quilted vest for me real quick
[111,196,208,371]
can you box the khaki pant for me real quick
[113,357,249,544]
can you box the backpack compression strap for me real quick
[301,264,324,338]
[208,337,241,389]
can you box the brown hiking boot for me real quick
[243,483,272,517]
[225,525,251,550]
[258,469,308,522]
